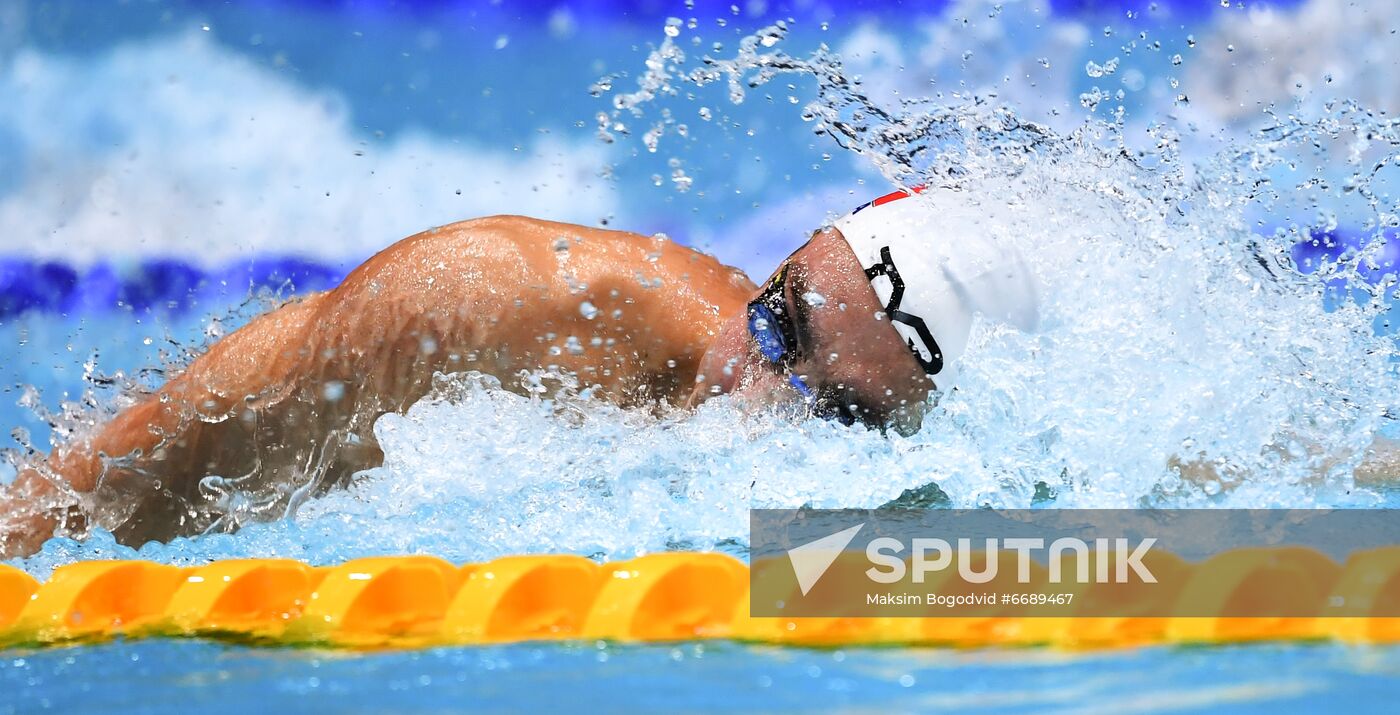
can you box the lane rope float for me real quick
[1,546,1398,650]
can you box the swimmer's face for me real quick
[687,228,932,434]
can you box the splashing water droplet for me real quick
[1085,57,1119,79]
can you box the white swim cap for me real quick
[831,184,1040,390]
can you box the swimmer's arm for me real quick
[0,293,327,557]
[66,292,328,491]
[0,218,544,557]
[0,217,559,557]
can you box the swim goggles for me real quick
[745,263,856,425]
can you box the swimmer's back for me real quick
[311,215,756,405]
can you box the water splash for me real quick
[593,16,1400,511]
[13,370,924,578]
[1,287,322,556]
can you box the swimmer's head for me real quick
[686,185,1039,434]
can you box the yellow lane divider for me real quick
[0,547,1398,650]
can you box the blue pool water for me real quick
[6,0,1400,711]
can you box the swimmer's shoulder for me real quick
[331,215,752,319]
[412,214,655,257]
[336,215,570,286]
[377,215,626,262]
[384,215,752,286]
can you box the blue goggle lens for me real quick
[744,263,852,423]
[746,304,788,364]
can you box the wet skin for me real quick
[0,215,926,557]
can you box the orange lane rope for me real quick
[1,548,1398,650]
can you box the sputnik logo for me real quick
[786,523,865,596]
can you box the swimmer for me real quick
[0,185,1040,557]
